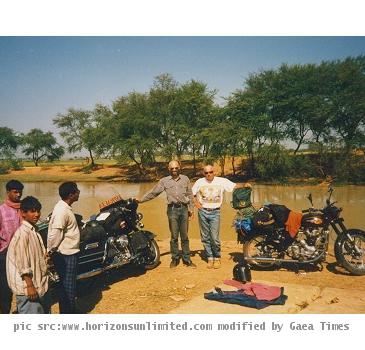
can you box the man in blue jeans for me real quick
[139,160,196,268]
[192,165,250,269]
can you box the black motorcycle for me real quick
[38,195,160,282]
[237,186,365,275]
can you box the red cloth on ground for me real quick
[223,279,282,301]
[285,211,303,238]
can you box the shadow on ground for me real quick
[75,265,149,313]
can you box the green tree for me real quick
[110,92,159,175]
[53,108,100,166]
[0,127,19,158]
[21,129,64,166]
[325,56,365,154]
[173,79,217,173]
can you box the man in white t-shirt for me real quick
[192,165,250,269]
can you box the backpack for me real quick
[231,187,252,210]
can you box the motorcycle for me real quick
[237,186,365,275]
[37,195,160,283]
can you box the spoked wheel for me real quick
[143,239,160,270]
[243,234,279,270]
[335,230,365,275]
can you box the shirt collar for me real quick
[168,175,181,181]
[22,220,36,231]
[59,199,73,210]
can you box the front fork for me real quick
[331,219,362,255]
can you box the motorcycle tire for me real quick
[334,229,365,276]
[243,234,278,270]
[143,239,160,270]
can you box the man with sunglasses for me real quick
[138,160,196,268]
[192,165,250,269]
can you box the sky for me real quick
[0,36,365,136]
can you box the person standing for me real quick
[0,179,23,313]
[6,196,50,314]
[192,165,250,269]
[138,160,196,268]
[47,182,80,313]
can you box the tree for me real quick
[53,108,100,166]
[325,56,365,154]
[173,79,217,173]
[0,127,19,158]
[21,129,64,166]
[110,92,160,175]
[148,74,179,160]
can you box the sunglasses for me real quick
[204,171,214,174]
[170,167,180,170]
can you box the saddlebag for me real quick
[81,220,107,243]
[231,187,252,210]
[129,231,150,252]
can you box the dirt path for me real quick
[64,239,365,314]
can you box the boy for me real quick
[6,196,50,314]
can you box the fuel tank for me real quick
[301,211,324,227]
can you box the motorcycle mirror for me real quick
[328,186,333,202]
[307,193,313,207]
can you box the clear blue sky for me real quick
[1,37,365,135]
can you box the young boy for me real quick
[6,196,50,314]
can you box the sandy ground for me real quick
[43,238,365,314]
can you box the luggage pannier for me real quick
[231,187,252,210]
[81,220,107,242]
[252,206,275,228]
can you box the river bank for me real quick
[0,162,357,185]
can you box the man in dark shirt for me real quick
[138,160,196,268]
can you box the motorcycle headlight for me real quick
[137,213,143,221]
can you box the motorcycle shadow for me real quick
[326,262,352,276]
[75,264,149,313]
[229,251,337,274]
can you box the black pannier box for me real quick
[81,220,107,243]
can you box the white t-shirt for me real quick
[192,177,236,209]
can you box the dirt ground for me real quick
[48,238,365,314]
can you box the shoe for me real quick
[170,259,180,268]
[207,258,214,269]
[183,260,197,268]
[213,258,221,269]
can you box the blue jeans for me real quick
[198,209,221,259]
[16,292,51,314]
[167,206,191,262]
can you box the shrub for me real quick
[255,145,291,180]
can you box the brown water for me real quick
[1,182,364,240]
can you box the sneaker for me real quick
[183,260,197,268]
[213,258,221,269]
[170,259,180,268]
[207,258,214,269]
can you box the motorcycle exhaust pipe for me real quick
[244,253,325,265]
[77,268,103,280]
[77,260,129,280]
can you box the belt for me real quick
[168,202,187,208]
[202,207,220,212]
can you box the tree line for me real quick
[1,55,364,182]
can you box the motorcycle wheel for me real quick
[143,239,160,270]
[243,234,278,270]
[335,229,365,276]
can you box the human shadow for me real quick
[192,249,211,262]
